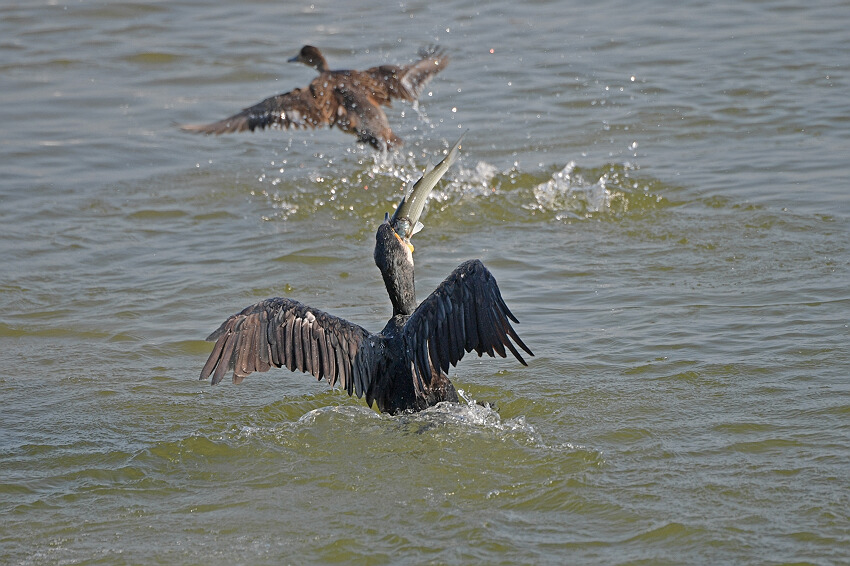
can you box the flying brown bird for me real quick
[181,45,449,150]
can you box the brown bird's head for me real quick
[288,45,329,72]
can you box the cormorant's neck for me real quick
[374,224,417,317]
[383,260,416,316]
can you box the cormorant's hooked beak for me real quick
[388,133,465,250]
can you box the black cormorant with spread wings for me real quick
[200,136,533,413]
[181,45,448,150]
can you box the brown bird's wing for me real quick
[333,85,400,149]
[401,260,533,397]
[180,86,334,135]
[362,46,449,104]
[200,298,383,403]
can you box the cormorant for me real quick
[200,136,533,413]
[181,45,449,150]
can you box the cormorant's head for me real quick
[374,220,416,316]
[374,216,415,277]
[386,213,420,253]
[288,45,329,72]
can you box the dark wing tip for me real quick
[179,123,212,134]
[179,117,251,135]
[418,45,448,62]
[205,325,225,342]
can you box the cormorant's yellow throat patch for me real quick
[393,230,414,252]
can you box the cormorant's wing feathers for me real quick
[180,87,329,135]
[401,260,533,396]
[201,298,383,404]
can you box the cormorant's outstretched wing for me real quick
[401,259,533,396]
[181,87,332,135]
[363,46,449,104]
[200,298,382,402]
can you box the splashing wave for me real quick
[244,147,677,226]
[528,161,674,221]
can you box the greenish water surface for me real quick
[1,0,848,564]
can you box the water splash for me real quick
[296,404,381,426]
[223,392,543,446]
[529,161,671,220]
[433,160,501,203]
[385,389,544,445]
[247,147,674,226]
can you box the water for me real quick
[1,0,848,564]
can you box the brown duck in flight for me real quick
[199,136,533,414]
[181,45,449,150]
